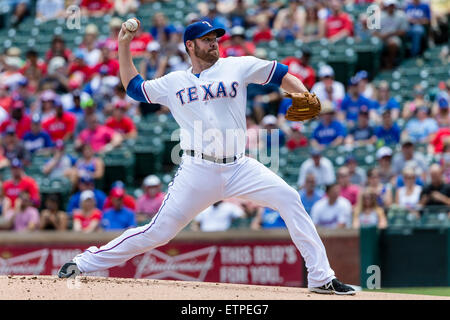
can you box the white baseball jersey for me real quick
[140,56,279,157]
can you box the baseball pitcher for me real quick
[58,19,355,295]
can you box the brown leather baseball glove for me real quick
[284,92,322,122]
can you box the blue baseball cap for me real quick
[11,158,23,168]
[438,97,449,109]
[355,70,369,80]
[183,21,225,44]
[80,175,94,184]
[310,148,321,156]
[111,180,125,189]
[348,76,359,86]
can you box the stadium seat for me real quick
[230,217,253,229]
[101,147,136,192]
[387,207,420,228]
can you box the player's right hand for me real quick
[118,18,140,44]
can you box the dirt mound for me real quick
[0,276,446,300]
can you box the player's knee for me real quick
[143,228,176,246]
[285,186,301,202]
[273,186,301,210]
[143,218,184,245]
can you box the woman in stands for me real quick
[72,190,102,233]
[298,3,322,43]
[70,144,104,185]
[395,166,422,218]
[353,188,387,229]
[363,167,393,209]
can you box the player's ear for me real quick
[185,40,194,55]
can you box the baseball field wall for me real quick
[0,229,360,287]
[360,226,450,288]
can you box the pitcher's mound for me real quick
[0,276,446,300]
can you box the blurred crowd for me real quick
[0,0,449,233]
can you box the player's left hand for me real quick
[284,92,322,122]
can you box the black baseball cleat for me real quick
[309,278,356,295]
[58,261,81,278]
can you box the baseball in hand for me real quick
[125,18,138,32]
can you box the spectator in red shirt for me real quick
[105,101,137,140]
[0,100,31,139]
[75,114,123,154]
[431,127,450,154]
[286,123,308,151]
[2,158,40,210]
[68,49,94,83]
[19,49,47,90]
[252,14,273,44]
[281,47,315,90]
[337,166,360,207]
[80,0,113,17]
[321,0,354,42]
[104,17,123,57]
[45,36,72,63]
[0,83,13,114]
[42,97,77,142]
[93,41,120,77]
[221,26,255,57]
[103,181,136,212]
[129,28,153,57]
[73,190,102,233]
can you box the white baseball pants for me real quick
[73,155,335,288]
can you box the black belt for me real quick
[184,150,242,164]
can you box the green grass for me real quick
[367,287,450,297]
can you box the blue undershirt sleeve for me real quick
[268,62,289,86]
[126,74,147,103]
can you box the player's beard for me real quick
[193,44,219,64]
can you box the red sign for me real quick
[0,241,304,287]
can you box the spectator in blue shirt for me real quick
[374,109,401,146]
[22,114,54,155]
[311,101,347,149]
[403,106,438,143]
[66,175,106,216]
[372,81,400,121]
[345,109,376,146]
[251,207,286,229]
[339,77,374,125]
[102,187,136,231]
[405,0,431,56]
[298,173,324,215]
[66,90,85,123]
[149,12,177,44]
[202,3,230,32]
